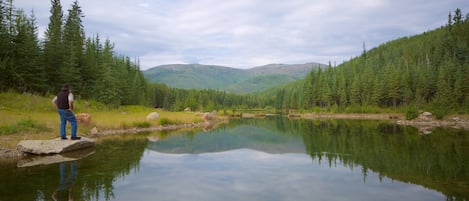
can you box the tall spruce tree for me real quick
[94,39,121,106]
[43,0,63,92]
[81,36,99,99]
[0,0,14,91]
[62,0,84,94]
[12,10,46,93]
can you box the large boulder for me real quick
[17,137,95,155]
[146,112,159,120]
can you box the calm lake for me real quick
[0,117,468,201]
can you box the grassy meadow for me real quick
[0,92,203,148]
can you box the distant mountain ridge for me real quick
[143,63,324,93]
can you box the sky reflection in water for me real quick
[111,148,443,201]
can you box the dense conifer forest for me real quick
[1,0,467,117]
[0,0,259,109]
[0,0,147,106]
[272,9,469,117]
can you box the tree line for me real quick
[272,9,469,117]
[2,1,468,115]
[0,0,267,110]
[0,0,147,106]
[149,83,270,112]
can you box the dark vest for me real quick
[56,90,70,109]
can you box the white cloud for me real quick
[14,0,469,70]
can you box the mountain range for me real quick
[143,63,324,93]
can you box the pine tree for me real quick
[62,0,84,94]
[12,9,46,93]
[81,36,99,98]
[94,39,120,106]
[0,0,14,91]
[302,70,314,109]
[388,67,402,108]
[43,0,64,92]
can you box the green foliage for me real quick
[1,0,149,107]
[120,121,151,129]
[0,118,50,135]
[430,104,449,120]
[147,83,269,112]
[343,105,384,114]
[0,92,113,113]
[405,106,419,120]
[273,9,469,114]
[158,117,181,125]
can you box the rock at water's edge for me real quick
[17,137,95,155]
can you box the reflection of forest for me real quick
[0,118,467,201]
[0,136,147,201]
[153,117,469,200]
[253,117,469,201]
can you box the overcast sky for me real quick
[15,0,468,70]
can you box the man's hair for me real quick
[61,84,71,91]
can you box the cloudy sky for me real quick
[15,0,468,70]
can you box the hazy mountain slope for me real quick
[247,63,323,78]
[143,63,322,93]
[144,64,248,89]
[226,74,298,94]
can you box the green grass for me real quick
[0,92,204,148]
[120,121,152,129]
[405,106,419,120]
[158,117,182,125]
[0,118,51,135]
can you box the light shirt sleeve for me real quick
[68,93,74,101]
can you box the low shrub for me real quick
[432,108,448,120]
[405,106,419,120]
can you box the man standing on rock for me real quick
[52,84,81,140]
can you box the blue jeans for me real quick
[58,109,77,138]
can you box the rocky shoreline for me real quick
[1,112,468,160]
[301,112,469,134]
[396,112,469,135]
[0,121,213,160]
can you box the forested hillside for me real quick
[0,0,147,106]
[143,63,319,93]
[273,9,469,117]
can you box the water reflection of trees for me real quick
[234,117,469,201]
[0,136,147,201]
[78,136,147,201]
